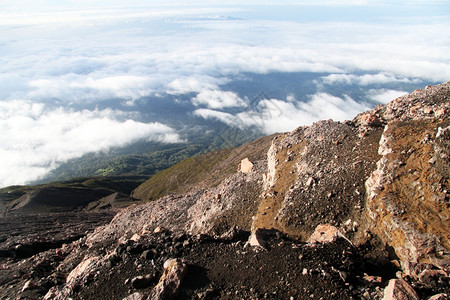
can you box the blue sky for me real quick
[0,0,449,186]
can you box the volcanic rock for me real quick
[383,278,419,300]
[123,292,144,300]
[149,258,187,300]
[239,158,254,173]
[248,228,268,248]
[307,224,341,244]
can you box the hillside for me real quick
[131,134,276,201]
[0,176,145,213]
[0,82,448,299]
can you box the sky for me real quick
[0,0,449,187]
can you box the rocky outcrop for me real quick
[365,120,449,275]
[364,83,449,276]
[253,119,381,243]
[249,82,449,276]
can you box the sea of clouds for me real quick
[0,0,449,186]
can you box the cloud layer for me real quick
[318,73,421,86]
[0,100,180,187]
[0,1,449,186]
[1,3,448,106]
[195,92,371,134]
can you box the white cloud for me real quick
[198,93,371,134]
[28,75,156,102]
[0,100,181,187]
[319,73,421,86]
[167,76,223,95]
[168,76,246,109]
[0,6,238,26]
[193,108,239,126]
[366,89,408,104]
[299,93,370,122]
[192,90,246,109]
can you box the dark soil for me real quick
[0,211,115,298]
[0,211,114,257]
[1,209,446,300]
[76,229,394,300]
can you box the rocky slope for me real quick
[0,82,448,299]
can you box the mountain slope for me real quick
[1,82,448,299]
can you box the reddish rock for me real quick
[307,224,340,244]
[418,269,448,284]
[360,112,382,126]
[383,279,419,300]
[363,274,383,284]
[435,108,446,117]
[149,258,187,300]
